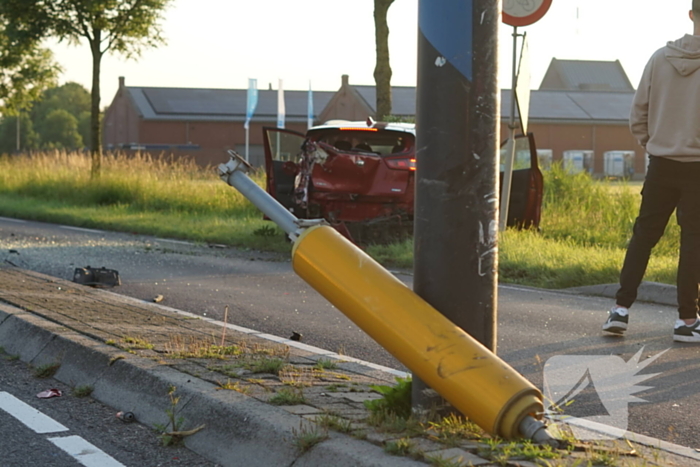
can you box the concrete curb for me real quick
[0,298,419,466]
[562,281,677,308]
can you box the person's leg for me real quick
[605,180,678,333]
[615,179,680,308]
[675,182,700,321]
[605,158,680,335]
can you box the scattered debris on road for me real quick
[36,388,62,399]
[116,411,136,423]
[289,331,302,342]
[73,266,121,288]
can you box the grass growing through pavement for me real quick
[292,422,328,453]
[33,362,60,378]
[0,152,680,289]
[268,387,305,405]
[72,385,94,397]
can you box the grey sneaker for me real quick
[603,306,628,334]
[673,319,700,343]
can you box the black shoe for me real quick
[673,319,700,343]
[603,306,628,334]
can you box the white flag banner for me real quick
[244,78,258,130]
[277,79,285,129]
[307,81,314,130]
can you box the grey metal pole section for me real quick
[218,151,299,236]
[412,0,500,412]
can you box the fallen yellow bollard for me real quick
[292,224,542,439]
[218,152,551,441]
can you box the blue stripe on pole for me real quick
[418,0,473,81]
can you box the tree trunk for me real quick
[16,112,20,153]
[89,29,103,178]
[373,0,394,120]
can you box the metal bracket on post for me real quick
[519,415,557,447]
[218,150,327,242]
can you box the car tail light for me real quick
[385,158,416,171]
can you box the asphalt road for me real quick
[0,347,217,466]
[2,216,700,450]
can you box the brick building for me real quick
[103,77,334,167]
[104,59,645,176]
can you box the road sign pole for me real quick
[245,126,249,163]
[412,0,500,413]
[499,25,520,231]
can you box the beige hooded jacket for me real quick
[630,34,700,161]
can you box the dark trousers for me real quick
[616,156,700,319]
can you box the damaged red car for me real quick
[263,120,542,243]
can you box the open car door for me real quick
[500,133,544,229]
[262,127,306,210]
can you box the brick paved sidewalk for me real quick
[0,266,697,467]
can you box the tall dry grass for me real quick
[0,150,289,250]
[0,151,260,217]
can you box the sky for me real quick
[46,0,696,106]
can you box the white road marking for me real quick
[0,391,68,433]
[48,435,125,467]
[59,226,105,234]
[0,217,26,223]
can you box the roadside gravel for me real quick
[1,222,286,285]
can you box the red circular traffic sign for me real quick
[502,0,552,27]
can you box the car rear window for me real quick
[309,129,413,156]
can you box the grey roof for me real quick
[353,85,420,116]
[539,59,635,92]
[502,90,634,123]
[123,83,634,125]
[126,86,334,123]
[351,85,634,123]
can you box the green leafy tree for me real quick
[0,22,60,152]
[32,82,91,121]
[32,82,91,145]
[373,0,394,120]
[0,114,39,154]
[37,108,82,149]
[78,110,91,147]
[0,0,172,176]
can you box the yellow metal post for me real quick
[219,152,551,442]
[292,225,543,439]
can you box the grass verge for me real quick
[0,152,680,289]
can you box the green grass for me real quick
[314,412,354,433]
[268,387,305,405]
[121,336,154,350]
[0,151,291,253]
[0,152,680,289]
[369,164,679,288]
[72,385,94,397]
[292,423,328,453]
[33,362,60,378]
